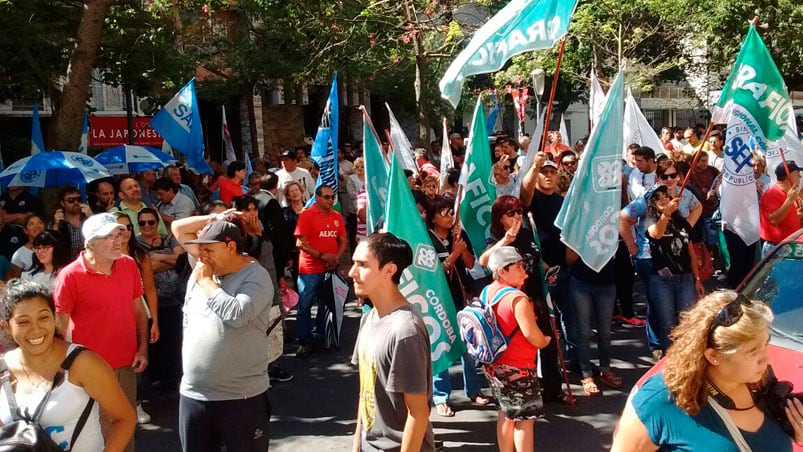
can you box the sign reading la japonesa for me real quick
[89,116,164,147]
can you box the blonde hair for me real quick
[283,181,303,200]
[663,290,773,415]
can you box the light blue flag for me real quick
[308,74,340,209]
[78,113,89,154]
[458,99,497,256]
[385,151,465,375]
[362,109,388,234]
[486,104,499,133]
[439,0,579,108]
[244,152,254,176]
[150,79,213,174]
[31,103,45,155]
[554,71,624,272]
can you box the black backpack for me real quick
[0,346,94,451]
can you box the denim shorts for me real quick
[484,362,544,421]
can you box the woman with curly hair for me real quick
[612,291,803,451]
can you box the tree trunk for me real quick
[50,0,113,151]
[405,0,429,143]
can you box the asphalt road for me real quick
[137,291,661,451]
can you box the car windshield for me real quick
[739,241,803,350]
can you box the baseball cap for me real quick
[185,220,242,246]
[487,246,524,276]
[540,160,558,171]
[279,150,297,160]
[83,213,126,242]
[775,160,801,180]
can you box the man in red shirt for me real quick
[294,184,348,357]
[54,213,148,452]
[759,160,802,257]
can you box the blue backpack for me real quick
[457,286,521,364]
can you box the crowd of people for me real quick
[0,122,801,451]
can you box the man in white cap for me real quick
[54,213,149,452]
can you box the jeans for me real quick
[568,277,616,378]
[432,352,482,404]
[649,272,696,352]
[296,272,327,343]
[634,258,660,350]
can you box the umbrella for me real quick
[94,145,176,175]
[0,151,112,188]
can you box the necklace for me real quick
[18,355,54,394]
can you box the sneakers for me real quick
[136,404,151,424]
[296,344,312,358]
[269,367,294,383]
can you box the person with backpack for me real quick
[484,246,551,452]
[425,196,490,417]
[0,279,135,451]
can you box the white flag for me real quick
[222,105,237,164]
[559,114,569,146]
[386,103,418,174]
[589,68,607,130]
[439,118,453,185]
[623,89,666,158]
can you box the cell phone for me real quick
[545,265,560,280]
[658,267,673,278]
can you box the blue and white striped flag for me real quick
[78,113,89,154]
[150,79,213,174]
[555,71,624,272]
[308,74,339,208]
[31,103,45,155]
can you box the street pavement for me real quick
[136,288,663,451]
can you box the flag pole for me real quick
[677,121,715,197]
[538,39,567,155]
[359,106,390,166]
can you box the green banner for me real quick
[385,153,465,375]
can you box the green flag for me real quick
[385,152,465,375]
[362,113,388,234]
[712,25,799,246]
[458,99,497,255]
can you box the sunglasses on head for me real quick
[439,208,454,217]
[138,220,157,226]
[707,294,752,348]
[504,207,523,217]
[660,172,678,180]
[63,197,81,204]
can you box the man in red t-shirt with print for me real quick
[294,184,347,357]
[759,160,802,257]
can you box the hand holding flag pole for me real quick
[527,211,576,411]
[537,39,567,155]
[677,122,715,198]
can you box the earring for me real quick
[712,359,719,364]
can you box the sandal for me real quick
[435,403,455,417]
[469,394,491,406]
[543,392,573,405]
[598,371,623,389]
[581,377,602,396]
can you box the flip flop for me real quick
[435,403,455,417]
[469,394,492,406]
[581,377,602,396]
[598,371,623,389]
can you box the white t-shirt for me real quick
[10,246,33,271]
[276,167,315,206]
[627,169,656,202]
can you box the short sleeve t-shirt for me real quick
[527,190,565,266]
[632,373,791,452]
[294,204,346,274]
[53,253,144,368]
[352,305,435,452]
[759,184,800,243]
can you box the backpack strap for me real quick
[0,355,22,422]
[59,345,95,452]
[481,286,523,340]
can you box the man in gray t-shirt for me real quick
[173,216,274,452]
[349,233,435,451]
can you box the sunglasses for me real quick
[63,197,81,204]
[501,165,512,172]
[562,160,577,166]
[138,220,157,226]
[439,208,455,217]
[504,207,523,217]
[660,172,679,180]
[319,194,335,200]
[706,294,752,347]
[122,224,134,231]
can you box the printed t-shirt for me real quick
[54,253,143,368]
[294,203,346,274]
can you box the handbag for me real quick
[0,346,94,452]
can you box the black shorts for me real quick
[484,362,544,421]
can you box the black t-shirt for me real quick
[527,189,565,266]
[645,213,693,275]
[0,223,26,261]
[428,228,473,310]
[0,192,43,217]
[569,256,616,284]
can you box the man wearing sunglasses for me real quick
[52,186,92,259]
[294,184,348,357]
